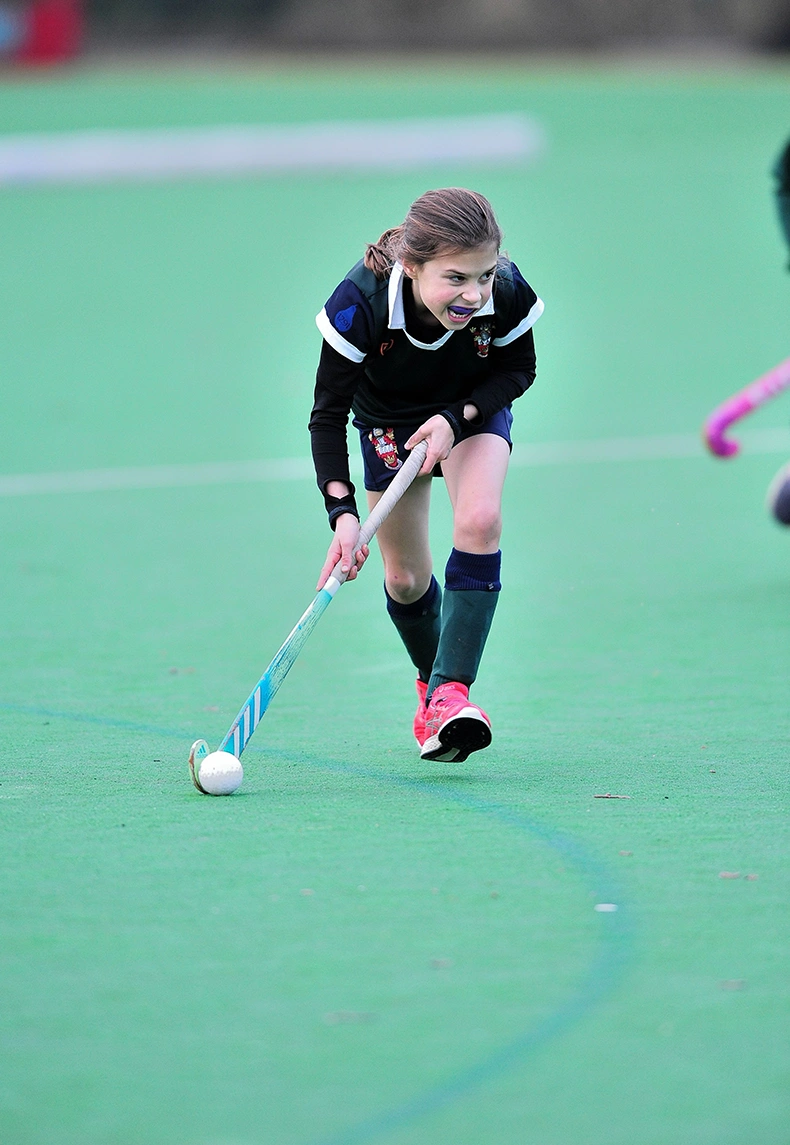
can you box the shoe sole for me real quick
[766,463,790,524]
[420,710,492,762]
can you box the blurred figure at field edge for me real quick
[765,139,790,524]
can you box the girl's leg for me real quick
[368,474,433,602]
[441,430,509,555]
[426,432,509,721]
[367,476,441,687]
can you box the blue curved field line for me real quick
[2,701,634,1144]
[292,760,632,1145]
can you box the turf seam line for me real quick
[300,764,633,1144]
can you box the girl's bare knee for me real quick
[383,562,432,603]
[454,506,502,552]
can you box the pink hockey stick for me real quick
[703,356,790,458]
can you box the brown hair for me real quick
[364,188,502,279]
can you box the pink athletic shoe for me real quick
[413,678,429,746]
[414,678,458,762]
[420,682,492,763]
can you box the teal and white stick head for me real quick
[188,739,243,796]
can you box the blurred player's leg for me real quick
[767,138,790,521]
[766,461,790,524]
[773,137,790,266]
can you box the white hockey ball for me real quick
[198,751,243,796]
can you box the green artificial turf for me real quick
[0,57,788,1145]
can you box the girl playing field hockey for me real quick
[309,188,543,761]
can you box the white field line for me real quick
[511,426,790,466]
[1,428,787,498]
[0,457,315,496]
[0,114,545,186]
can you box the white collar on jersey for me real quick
[387,260,495,351]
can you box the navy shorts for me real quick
[354,407,513,493]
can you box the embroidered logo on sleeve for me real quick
[368,427,402,471]
[334,304,357,332]
[470,321,493,358]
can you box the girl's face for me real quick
[403,243,498,331]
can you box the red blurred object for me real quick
[16,0,83,65]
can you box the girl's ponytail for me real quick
[364,225,404,279]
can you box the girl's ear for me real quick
[401,261,417,279]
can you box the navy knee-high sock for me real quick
[385,576,442,683]
[427,549,501,700]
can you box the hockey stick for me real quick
[702,356,790,458]
[189,439,429,789]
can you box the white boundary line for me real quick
[0,457,315,496]
[0,114,545,186]
[512,427,790,466]
[1,428,787,498]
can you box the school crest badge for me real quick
[369,427,402,471]
[470,322,493,358]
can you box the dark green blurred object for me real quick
[774,137,790,266]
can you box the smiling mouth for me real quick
[447,305,475,320]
